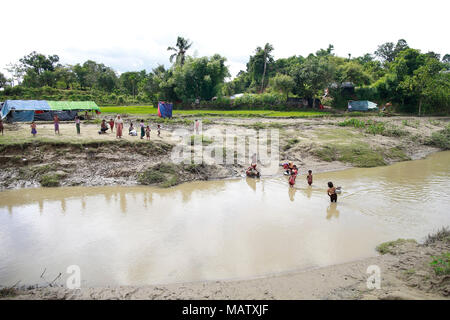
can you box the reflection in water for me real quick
[288,187,296,201]
[304,186,312,199]
[0,151,449,287]
[326,203,340,219]
[245,177,257,192]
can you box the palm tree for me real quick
[260,43,274,93]
[167,36,193,66]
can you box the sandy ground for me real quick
[4,239,449,300]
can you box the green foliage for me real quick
[424,227,450,245]
[430,253,450,275]
[312,143,386,167]
[2,39,449,115]
[270,73,295,99]
[376,239,417,255]
[138,163,178,187]
[337,118,408,137]
[39,173,62,187]
[425,125,450,149]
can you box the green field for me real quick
[99,106,332,118]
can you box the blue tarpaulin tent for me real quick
[1,100,100,122]
[157,102,173,118]
[348,100,378,112]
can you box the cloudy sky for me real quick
[1,0,449,78]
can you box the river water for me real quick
[1,151,449,287]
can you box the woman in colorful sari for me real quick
[115,115,124,138]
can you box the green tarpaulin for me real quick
[47,101,100,111]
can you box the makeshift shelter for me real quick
[348,100,378,112]
[157,101,173,118]
[0,100,100,122]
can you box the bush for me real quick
[430,253,450,275]
[425,125,450,150]
[39,173,61,187]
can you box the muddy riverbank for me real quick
[1,152,449,299]
[0,116,447,190]
[3,235,449,300]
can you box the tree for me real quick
[400,57,444,116]
[167,36,193,66]
[291,56,335,108]
[260,43,274,93]
[0,72,7,89]
[19,51,60,76]
[5,62,25,86]
[375,39,409,64]
[172,55,229,102]
[271,74,295,100]
[337,62,372,86]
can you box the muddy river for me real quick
[1,151,449,287]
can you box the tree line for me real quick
[1,37,449,114]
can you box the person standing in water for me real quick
[53,115,60,135]
[75,116,81,135]
[327,181,337,202]
[289,171,297,187]
[307,170,313,186]
[157,124,161,137]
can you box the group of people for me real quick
[99,116,161,140]
[19,114,163,141]
[247,160,339,202]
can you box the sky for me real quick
[1,0,449,79]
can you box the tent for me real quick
[0,100,101,122]
[348,100,378,112]
[157,101,173,118]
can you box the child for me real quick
[140,120,145,139]
[0,119,3,135]
[289,171,297,187]
[327,181,337,202]
[145,125,151,140]
[109,119,114,133]
[53,115,60,135]
[307,170,313,186]
[157,124,161,137]
[31,121,37,137]
[75,116,81,135]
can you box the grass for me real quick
[376,239,417,255]
[39,173,65,187]
[425,125,450,150]
[313,142,386,167]
[430,252,450,275]
[424,227,450,245]
[100,106,332,118]
[0,287,18,298]
[402,119,420,128]
[384,146,410,161]
[190,135,213,146]
[283,138,300,151]
[337,118,409,137]
[138,163,178,187]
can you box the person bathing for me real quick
[307,170,313,186]
[327,181,337,202]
